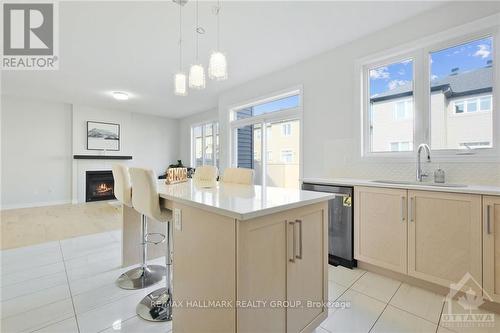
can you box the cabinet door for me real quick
[483,196,500,303]
[408,190,482,288]
[287,207,327,333]
[354,186,408,274]
[237,217,287,333]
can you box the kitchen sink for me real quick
[371,180,468,188]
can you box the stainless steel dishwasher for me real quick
[302,182,356,268]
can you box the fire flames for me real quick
[95,183,112,195]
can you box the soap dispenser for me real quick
[434,165,445,183]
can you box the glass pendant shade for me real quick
[189,64,206,89]
[208,51,228,80]
[174,72,187,96]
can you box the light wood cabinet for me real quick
[237,203,328,333]
[354,186,408,274]
[483,196,500,303]
[407,190,482,288]
[287,209,325,333]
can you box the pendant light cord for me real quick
[195,0,199,62]
[216,0,220,50]
[179,3,183,70]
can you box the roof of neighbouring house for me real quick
[370,66,493,103]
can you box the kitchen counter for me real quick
[302,177,500,196]
[157,179,335,220]
[122,180,332,332]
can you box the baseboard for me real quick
[0,200,72,211]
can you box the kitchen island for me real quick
[121,180,334,333]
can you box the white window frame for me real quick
[190,120,219,167]
[362,53,420,158]
[358,20,500,161]
[228,86,303,187]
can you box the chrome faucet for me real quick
[416,143,431,182]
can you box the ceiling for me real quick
[2,1,446,118]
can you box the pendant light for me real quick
[188,0,206,89]
[208,0,228,80]
[174,1,187,96]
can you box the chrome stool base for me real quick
[116,265,165,290]
[137,287,173,322]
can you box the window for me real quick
[430,36,493,150]
[480,96,492,111]
[280,150,293,163]
[460,141,491,149]
[453,96,493,114]
[368,59,414,153]
[191,121,219,168]
[454,102,465,114]
[267,151,273,161]
[234,94,300,120]
[390,141,411,152]
[282,123,292,136]
[393,100,412,120]
[231,91,301,188]
[363,32,496,156]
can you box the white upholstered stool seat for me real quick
[129,167,173,323]
[113,165,166,291]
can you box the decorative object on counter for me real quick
[87,121,120,151]
[434,166,446,183]
[168,160,185,168]
[165,167,188,184]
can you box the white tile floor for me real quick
[1,230,498,333]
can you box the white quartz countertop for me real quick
[302,177,500,196]
[158,180,335,220]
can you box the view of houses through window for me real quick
[366,35,494,154]
[430,36,493,150]
[369,59,415,153]
[232,93,301,188]
[192,121,219,168]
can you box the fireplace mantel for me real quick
[73,155,132,160]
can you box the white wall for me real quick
[1,97,73,208]
[213,2,500,186]
[178,108,218,167]
[1,96,179,208]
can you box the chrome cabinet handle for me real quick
[295,219,303,259]
[486,205,492,235]
[401,197,406,222]
[288,221,296,263]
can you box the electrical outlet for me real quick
[174,208,182,231]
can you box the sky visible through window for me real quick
[236,94,299,119]
[369,37,493,97]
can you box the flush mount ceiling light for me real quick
[112,91,129,100]
[174,0,187,96]
[208,1,228,80]
[188,0,206,89]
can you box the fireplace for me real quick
[86,171,115,202]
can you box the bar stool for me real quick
[220,167,254,185]
[129,167,173,322]
[192,165,218,187]
[114,165,166,290]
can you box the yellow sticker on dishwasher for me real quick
[343,196,352,207]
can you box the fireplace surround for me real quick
[86,170,115,202]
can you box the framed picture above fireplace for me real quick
[87,121,120,151]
